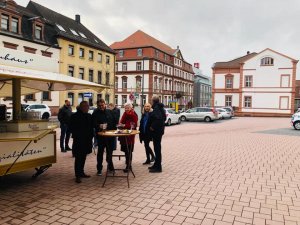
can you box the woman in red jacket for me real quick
[119,103,138,172]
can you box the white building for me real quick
[212,48,298,116]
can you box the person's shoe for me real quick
[149,167,162,173]
[65,146,72,151]
[148,165,156,170]
[81,174,91,178]
[61,148,66,152]
[75,177,81,183]
[97,171,102,176]
[143,160,151,165]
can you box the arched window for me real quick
[261,57,274,66]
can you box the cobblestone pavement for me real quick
[1,117,300,225]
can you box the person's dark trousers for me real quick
[123,144,134,169]
[74,153,87,178]
[144,139,154,161]
[60,123,71,150]
[97,137,114,172]
[152,135,162,169]
[112,137,117,150]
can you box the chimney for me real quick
[247,51,250,55]
[75,14,80,23]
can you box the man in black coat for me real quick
[69,101,93,183]
[57,100,72,152]
[148,96,166,173]
[92,99,117,175]
[108,103,120,150]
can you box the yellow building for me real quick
[27,2,115,109]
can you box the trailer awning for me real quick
[0,64,108,97]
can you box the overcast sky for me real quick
[17,0,300,77]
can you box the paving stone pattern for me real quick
[0,117,300,225]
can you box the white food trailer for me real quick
[0,48,105,177]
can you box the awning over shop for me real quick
[0,64,108,97]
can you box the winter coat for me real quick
[139,112,152,143]
[57,105,72,125]
[69,110,93,156]
[92,108,117,133]
[119,110,138,146]
[148,102,166,137]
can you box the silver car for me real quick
[180,107,218,122]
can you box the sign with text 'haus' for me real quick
[0,47,59,73]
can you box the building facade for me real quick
[27,1,115,110]
[212,48,298,117]
[193,67,212,107]
[110,30,194,108]
[295,80,300,111]
[0,0,60,112]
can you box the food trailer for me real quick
[0,49,105,177]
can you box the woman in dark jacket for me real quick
[139,103,155,165]
[69,101,93,183]
[119,103,138,172]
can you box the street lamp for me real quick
[141,57,149,111]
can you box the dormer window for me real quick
[11,18,18,33]
[1,14,9,31]
[119,50,124,57]
[261,57,274,66]
[35,25,42,40]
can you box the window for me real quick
[136,62,142,71]
[225,96,232,107]
[1,14,9,31]
[115,77,118,89]
[136,76,141,90]
[56,24,65,32]
[79,32,86,38]
[115,63,118,72]
[106,55,110,64]
[122,77,127,89]
[245,76,252,87]
[25,94,34,100]
[169,68,172,75]
[225,75,233,88]
[97,94,102,100]
[280,75,290,87]
[122,95,127,105]
[106,72,110,85]
[119,50,124,57]
[165,79,168,90]
[89,69,94,82]
[68,92,74,106]
[159,64,162,72]
[122,63,127,71]
[164,54,167,61]
[35,25,42,40]
[244,96,252,108]
[79,48,84,58]
[68,45,74,56]
[11,18,18,33]
[164,65,167,73]
[78,93,84,104]
[115,95,118,105]
[261,57,274,66]
[68,65,74,77]
[155,50,159,58]
[154,62,157,71]
[154,77,158,90]
[70,29,79,36]
[279,96,289,109]
[105,94,110,104]
[97,71,102,84]
[79,68,84,79]
[97,53,102,62]
[137,48,143,56]
[42,91,50,100]
[89,51,94,60]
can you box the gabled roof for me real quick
[213,52,257,69]
[26,1,115,54]
[110,30,177,55]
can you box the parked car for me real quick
[23,104,51,119]
[180,107,218,122]
[216,108,232,119]
[164,108,181,126]
[222,106,234,117]
[291,111,300,130]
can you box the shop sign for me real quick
[0,47,59,73]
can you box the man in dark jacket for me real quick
[148,96,166,173]
[58,100,72,152]
[108,103,120,150]
[69,101,93,183]
[92,99,117,175]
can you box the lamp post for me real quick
[141,57,149,111]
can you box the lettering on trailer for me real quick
[0,53,34,65]
[0,148,44,163]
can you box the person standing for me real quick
[69,101,93,183]
[139,103,155,165]
[108,103,120,150]
[57,100,72,152]
[148,96,166,173]
[92,99,117,176]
